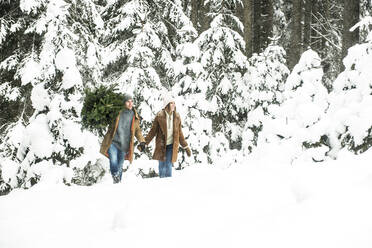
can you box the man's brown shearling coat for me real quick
[100,108,145,164]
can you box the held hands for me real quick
[137,142,146,152]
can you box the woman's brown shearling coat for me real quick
[145,110,188,163]
[100,108,145,164]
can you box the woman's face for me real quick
[169,101,175,112]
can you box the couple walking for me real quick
[99,93,191,183]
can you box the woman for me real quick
[139,94,191,178]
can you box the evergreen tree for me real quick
[172,26,213,166]
[321,16,372,156]
[195,0,248,149]
[0,0,36,134]
[258,49,329,162]
[241,45,289,154]
[0,0,105,192]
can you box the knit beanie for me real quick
[123,93,133,103]
[163,93,175,109]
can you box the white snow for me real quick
[20,0,45,14]
[2,4,372,248]
[177,42,200,59]
[6,122,26,148]
[86,43,98,68]
[0,159,20,188]
[0,82,20,101]
[1,149,372,248]
[61,66,82,89]
[62,119,86,148]
[22,114,54,159]
[218,76,232,94]
[31,83,50,111]
[55,47,77,71]
[21,59,41,85]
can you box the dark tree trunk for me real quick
[303,0,313,50]
[288,0,303,70]
[342,0,360,61]
[321,0,329,49]
[199,0,210,33]
[253,0,262,53]
[261,0,273,48]
[253,0,273,53]
[189,0,210,34]
[243,0,253,57]
[190,0,199,32]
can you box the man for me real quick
[100,93,145,183]
[138,93,191,178]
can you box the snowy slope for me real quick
[1,149,372,248]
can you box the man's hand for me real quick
[138,142,146,152]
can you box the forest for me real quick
[0,0,371,195]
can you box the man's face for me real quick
[169,101,175,112]
[125,99,133,110]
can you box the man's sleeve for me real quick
[135,119,145,143]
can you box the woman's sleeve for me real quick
[145,116,159,145]
[179,119,188,148]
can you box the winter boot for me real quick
[112,174,121,184]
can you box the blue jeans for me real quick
[159,144,173,178]
[108,144,127,183]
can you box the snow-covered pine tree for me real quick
[171,24,213,166]
[0,0,105,193]
[0,0,37,136]
[320,16,372,157]
[241,45,289,154]
[101,0,195,172]
[257,48,329,163]
[195,0,249,151]
[0,0,40,194]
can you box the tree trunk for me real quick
[261,0,273,49]
[321,0,329,49]
[303,0,313,50]
[243,0,253,57]
[288,0,303,70]
[310,0,320,49]
[342,0,359,61]
[253,0,273,53]
[253,0,261,53]
[199,0,210,33]
[190,0,199,32]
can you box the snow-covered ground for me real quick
[1,149,372,248]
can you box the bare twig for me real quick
[310,27,341,50]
